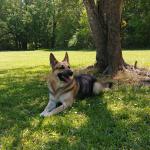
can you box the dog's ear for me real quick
[63,52,69,63]
[50,53,58,69]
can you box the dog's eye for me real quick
[68,66,70,69]
[60,65,65,69]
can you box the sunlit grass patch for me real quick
[123,50,150,69]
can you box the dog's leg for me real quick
[40,100,56,117]
[42,100,73,117]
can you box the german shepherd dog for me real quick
[40,52,112,117]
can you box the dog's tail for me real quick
[93,81,113,95]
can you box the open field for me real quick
[0,50,150,149]
[0,50,150,70]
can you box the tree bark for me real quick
[51,9,57,49]
[83,0,124,74]
[106,0,124,73]
[51,20,56,49]
[83,0,107,70]
[22,39,27,50]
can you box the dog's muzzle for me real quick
[57,69,73,82]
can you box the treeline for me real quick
[122,0,150,48]
[0,0,150,50]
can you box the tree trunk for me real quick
[51,10,57,49]
[83,0,107,71]
[22,38,27,50]
[22,41,27,50]
[51,20,56,49]
[83,0,124,74]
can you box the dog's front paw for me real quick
[40,111,48,117]
[40,111,53,117]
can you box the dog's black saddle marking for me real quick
[75,74,97,99]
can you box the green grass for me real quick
[0,50,150,150]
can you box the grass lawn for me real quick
[0,50,150,150]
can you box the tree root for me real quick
[86,61,150,86]
[123,61,150,78]
[140,79,150,86]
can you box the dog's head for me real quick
[50,52,73,82]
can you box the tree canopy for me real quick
[0,0,150,50]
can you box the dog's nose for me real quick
[67,70,73,76]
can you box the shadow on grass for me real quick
[0,66,48,148]
[0,66,149,149]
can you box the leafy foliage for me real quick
[0,0,87,50]
[0,0,150,50]
[122,0,150,48]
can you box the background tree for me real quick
[0,0,150,51]
[83,0,124,74]
[122,0,150,48]
[0,0,84,50]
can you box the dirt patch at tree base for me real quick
[77,65,150,87]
